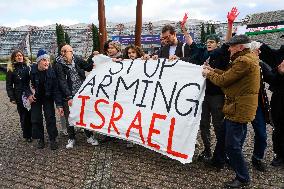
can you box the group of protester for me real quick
[5,7,284,188]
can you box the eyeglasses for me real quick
[160,35,171,41]
[61,50,73,54]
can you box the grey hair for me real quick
[249,41,261,51]
[242,43,252,49]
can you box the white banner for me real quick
[69,55,206,164]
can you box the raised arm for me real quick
[226,7,240,42]
[180,13,193,45]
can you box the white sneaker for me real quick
[87,136,99,146]
[66,139,75,149]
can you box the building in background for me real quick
[0,10,283,59]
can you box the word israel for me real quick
[69,55,206,163]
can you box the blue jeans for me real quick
[212,119,250,182]
[225,119,250,183]
[251,105,267,160]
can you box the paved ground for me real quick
[0,81,283,189]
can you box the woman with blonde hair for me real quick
[6,49,32,142]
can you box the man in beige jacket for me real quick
[202,35,260,188]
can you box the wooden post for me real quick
[135,0,143,47]
[98,0,106,53]
[103,3,107,43]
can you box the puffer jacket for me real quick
[6,62,30,103]
[207,49,260,123]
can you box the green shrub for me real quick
[0,73,6,81]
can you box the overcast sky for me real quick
[0,0,283,27]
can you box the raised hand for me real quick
[181,13,188,28]
[227,7,239,23]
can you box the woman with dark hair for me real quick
[123,44,145,59]
[103,40,113,55]
[6,49,32,142]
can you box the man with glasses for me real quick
[54,44,99,149]
[153,24,192,59]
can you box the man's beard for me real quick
[168,40,175,46]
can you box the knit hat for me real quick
[36,49,50,63]
[109,41,122,52]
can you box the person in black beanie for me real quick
[23,49,63,150]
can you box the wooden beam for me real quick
[135,0,143,47]
[98,0,106,53]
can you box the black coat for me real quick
[158,40,192,59]
[259,61,275,124]
[54,55,93,100]
[259,44,284,93]
[189,42,230,96]
[6,62,30,103]
[23,64,62,107]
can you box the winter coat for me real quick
[207,49,260,123]
[158,40,192,59]
[259,44,284,94]
[259,61,274,124]
[23,64,62,107]
[54,55,93,100]
[189,42,230,96]
[6,62,30,103]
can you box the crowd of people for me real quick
[5,7,284,188]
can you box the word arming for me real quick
[79,59,201,117]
